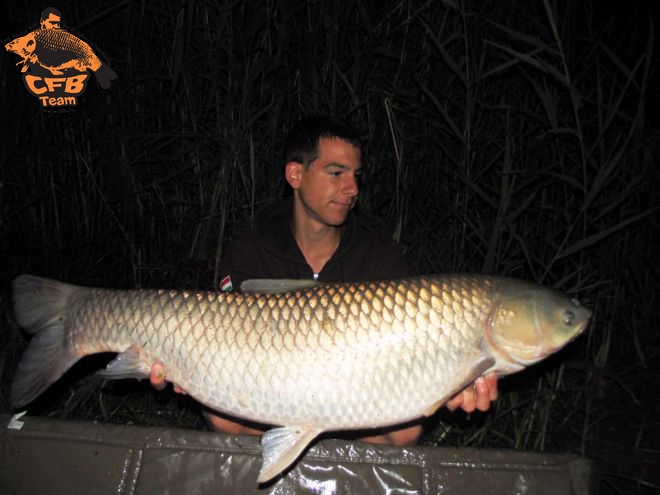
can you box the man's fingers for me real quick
[149,362,167,391]
[474,374,498,411]
[461,385,477,413]
[447,373,499,414]
[446,393,463,412]
[475,377,491,411]
[486,373,498,401]
[148,361,188,395]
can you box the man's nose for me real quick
[342,175,359,197]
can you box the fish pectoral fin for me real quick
[97,345,150,380]
[423,355,496,417]
[258,426,322,483]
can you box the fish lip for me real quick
[531,319,589,364]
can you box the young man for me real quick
[151,115,497,445]
[40,8,62,29]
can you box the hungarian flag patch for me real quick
[220,275,233,292]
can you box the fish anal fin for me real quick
[423,356,496,417]
[258,426,322,483]
[97,345,150,380]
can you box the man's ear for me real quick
[285,162,304,189]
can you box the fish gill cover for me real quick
[4,7,117,109]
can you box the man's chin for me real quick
[323,213,350,227]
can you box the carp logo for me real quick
[5,7,117,108]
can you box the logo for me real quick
[4,7,117,108]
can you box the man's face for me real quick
[41,14,61,29]
[290,137,361,228]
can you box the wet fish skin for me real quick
[10,274,590,483]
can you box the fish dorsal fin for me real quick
[97,345,150,380]
[258,426,322,483]
[423,356,496,417]
[240,279,318,294]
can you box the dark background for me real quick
[1,1,658,493]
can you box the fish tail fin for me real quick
[93,64,117,89]
[11,275,81,408]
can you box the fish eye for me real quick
[563,310,575,326]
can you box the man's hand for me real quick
[149,361,185,394]
[446,373,498,413]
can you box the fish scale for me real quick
[11,273,590,483]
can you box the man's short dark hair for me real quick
[285,115,362,169]
[40,8,62,22]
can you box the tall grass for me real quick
[1,0,657,493]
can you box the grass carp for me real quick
[11,274,590,483]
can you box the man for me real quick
[151,115,497,445]
[40,8,62,29]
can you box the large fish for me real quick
[11,274,590,483]
[5,28,117,89]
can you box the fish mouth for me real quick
[524,314,590,365]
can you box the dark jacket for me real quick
[218,197,407,290]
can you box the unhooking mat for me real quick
[0,414,598,494]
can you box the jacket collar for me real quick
[252,197,358,266]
